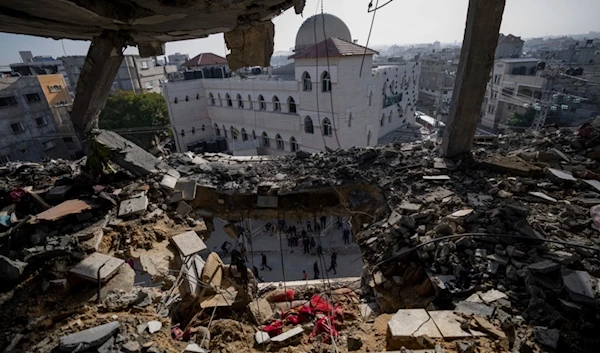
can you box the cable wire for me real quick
[359,0,379,77]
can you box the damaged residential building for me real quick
[164,14,420,155]
[0,1,599,353]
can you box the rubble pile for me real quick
[0,126,599,352]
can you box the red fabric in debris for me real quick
[310,316,338,343]
[310,294,333,314]
[284,304,313,324]
[266,289,295,302]
[9,188,26,203]
[171,327,184,340]
[263,320,284,337]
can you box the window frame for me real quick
[321,71,331,92]
[276,134,284,150]
[304,116,314,134]
[290,137,299,152]
[287,96,296,113]
[322,118,333,137]
[302,72,312,91]
[35,117,48,127]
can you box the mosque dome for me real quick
[294,13,352,52]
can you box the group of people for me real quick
[310,249,338,280]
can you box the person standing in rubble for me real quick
[303,236,310,254]
[327,249,338,275]
[313,260,320,280]
[320,215,327,229]
[261,252,272,271]
[343,226,351,245]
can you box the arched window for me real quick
[273,96,281,111]
[196,93,200,100]
[201,124,205,131]
[214,124,220,136]
[388,111,392,123]
[218,93,222,106]
[380,114,385,126]
[185,95,189,101]
[276,134,284,150]
[302,72,312,91]
[174,97,178,104]
[258,95,266,110]
[252,130,256,140]
[367,130,372,146]
[321,71,331,92]
[223,124,227,138]
[288,97,296,113]
[348,113,352,128]
[237,94,244,108]
[209,93,215,105]
[241,128,248,141]
[323,118,333,136]
[248,94,253,109]
[226,93,232,107]
[262,132,270,147]
[304,116,314,134]
[231,126,238,140]
[290,137,299,152]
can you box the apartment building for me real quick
[0,74,82,163]
[495,34,524,59]
[417,57,457,119]
[481,58,546,130]
[60,55,177,94]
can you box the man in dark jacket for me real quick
[313,260,320,279]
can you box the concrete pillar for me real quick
[70,31,128,139]
[441,0,505,157]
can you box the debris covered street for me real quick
[0,126,599,352]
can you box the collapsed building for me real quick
[1,0,599,353]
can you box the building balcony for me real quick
[383,94,403,108]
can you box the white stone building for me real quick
[163,14,420,155]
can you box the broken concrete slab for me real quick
[122,340,141,353]
[387,309,442,349]
[248,298,273,324]
[170,231,206,257]
[528,260,560,274]
[59,321,120,352]
[399,201,422,213]
[160,174,178,189]
[255,331,270,345]
[583,179,600,193]
[428,311,484,339]
[69,252,124,282]
[533,326,560,350]
[465,289,507,304]
[168,190,184,204]
[562,269,597,306]
[148,321,162,334]
[118,195,148,217]
[454,301,495,317]
[36,199,94,221]
[0,255,27,280]
[175,180,197,201]
[528,191,557,203]
[423,175,451,181]
[547,168,577,183]
[481,155,542,177]
[95,130,159,176]
[467,193,493,207]
[176,201,192,216]
[270,326,304,346]
[471,316,505,339]
[46,185,73,202]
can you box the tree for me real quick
[507,107,560,128]
[99,90,169,129]
[99,90,169,149]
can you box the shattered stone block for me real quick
[454,301,495,317]
[175,180,197,200]
[118,195,148,217]
[0,255,27,281]
[176,201,193,216]
[170,231,207,257]
[562,269,598,306]
[255,331,270,345]
[528,260,560,274]
[224,21,274,71]
[59,321,120,352]
[248,298,273,324]
[387,309,442,349]
[160,174,178,189]
[270,326,304,346]
[95,130,158,176]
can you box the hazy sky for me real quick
[0,0,599,64]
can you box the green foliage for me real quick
[507,107,561,128]
[99,90,169,129]
[99,90,169,150]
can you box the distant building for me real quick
[539,38,600,65]
[0,74,82,163]
[10,58,72,91]
[60,55,177,94]
[163,14,420,155]
[495,34,524,59]
[181,53,230,80]
[168,52,190,70]
[417,57,457,120]
[19,51,33,63]
[481,58,546,130]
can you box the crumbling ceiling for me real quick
[0,0,304,48]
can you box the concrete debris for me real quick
[170,230,206,257]
[147,321,162,333]
[176,201,193,216]
[69,252,124,282]
[547,167,577,182]
[270,326,304,346]
[454,301,495,318]
[528,191,558,203]
[95,129,159,176]
[118,195,149,217]
[255,331,271,345]
[562,269,598,306]
[0,255,27,280]
[387,309,442,349]
[428,311,483,339]
[347,336,363,351]
[533,326,560,350]
[528,260,560,273]
[175,180,197,200]
[122,340,141,352]
[248,298,273,324]
[160,174,178,189]
[183,343,208,353]
[59,321,120,352]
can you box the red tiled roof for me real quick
[289,38,378,59]
[182,53,227,67]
